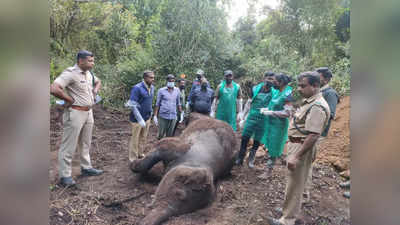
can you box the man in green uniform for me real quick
[211,70,243,131]
[235,71,274,168]
[267,71,330,225]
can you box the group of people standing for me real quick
[50,50,341,225]
[235,72,293,171]
[127,68,248,165]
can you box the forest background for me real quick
[50,0,350,107]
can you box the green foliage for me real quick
[152,0,234,88]
[49,0,350,108]
[233,0,350,100]
[335,8,350,43]
[330,55,351,96]
[50,56,74,83]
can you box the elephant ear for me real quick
[181,168,215,198]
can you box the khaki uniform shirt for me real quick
[288,92,330,139]
[54,64,99,107]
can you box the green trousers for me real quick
[158,117,177,139]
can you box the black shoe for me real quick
[60,177,76,187]
[266,217,284,225]
[81,167,103,176]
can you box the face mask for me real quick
[226,79,232,84]
[179,85,185,90]
[167,82,175,88]
[197,75,202,80]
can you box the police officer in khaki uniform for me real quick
[50,50,104,187]
[267,71,330,225]
[302,67,341,202]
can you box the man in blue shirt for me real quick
[126,70,155,161]
[154,74,182,139]
[187,69,210,111]
[189,78,214,115]
[316,67,340,137]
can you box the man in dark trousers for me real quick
[154,74,182,139]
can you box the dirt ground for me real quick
[49,96,350,225]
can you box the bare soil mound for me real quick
[316,96,351,177]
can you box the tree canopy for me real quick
[50,0,350,107]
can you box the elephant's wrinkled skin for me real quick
[130,113,237,225]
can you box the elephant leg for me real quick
[130,150,162,174]
[131,140,189,174]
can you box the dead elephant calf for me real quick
[130,113,237,225]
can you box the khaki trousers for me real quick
[304,137,325,198]
[128,119,151,162]
[58,108,93,178]
[279,142,316,225]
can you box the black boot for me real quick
[248,140,260,168]
[235,136,250,166]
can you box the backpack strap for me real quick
[293,103,329,135]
